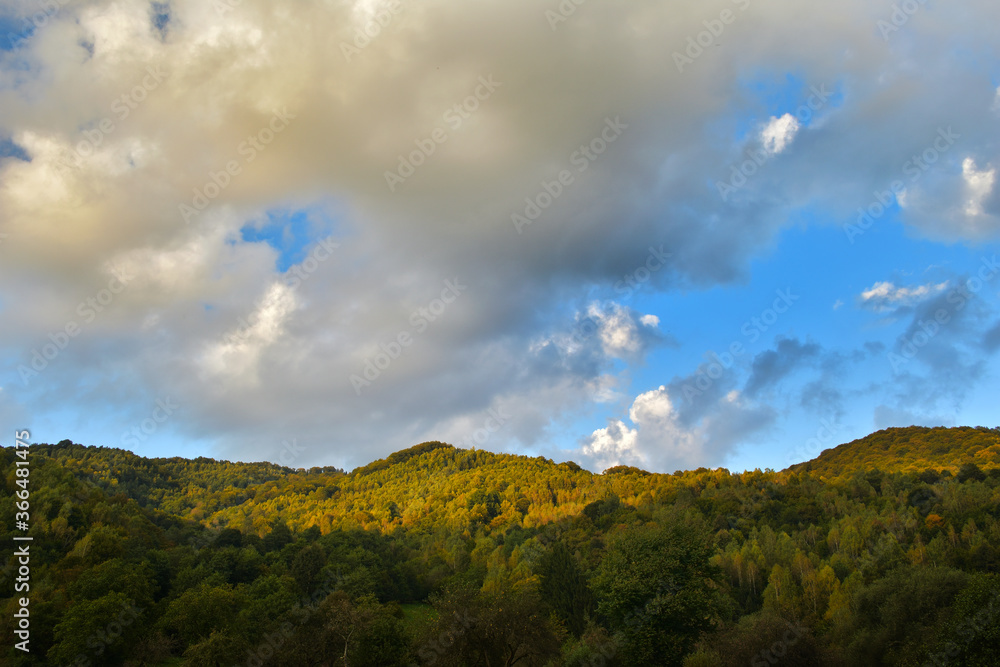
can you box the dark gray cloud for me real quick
[745,338,822,398]
[983,320,1000,352]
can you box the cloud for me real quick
[581,386,700,473]
[587,302,667,360]
[529,301,666,376]
[859,281,949,312]
[745,338,822,397]
[760,113,800,155]
[0,0,998,469]
[894,149,1000,240]
[877,281,998,424]
[584,354,779,473]
[199,281,299,385]
[582,417,641,472]
[962,157,996,217]
[984,320,1000,352]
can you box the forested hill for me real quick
[33,426,999,537]
[789,426,1000,480]
[2,427,1000,666]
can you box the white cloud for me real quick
[582,386,704,473]
[587,302,661,359]
[889,151,1000,239]
[760,113,800,155]
[897,187,909,208]
[859,281,949,311]
[533,303,662,364]
[200,281,299,385]
[582,419,640,471]
[962,157,996,217]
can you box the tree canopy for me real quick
[2,426,999,665]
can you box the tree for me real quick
[925,573,1000,666]
[291,544,328,593]
[703,610,820,667]
[841,566,968,665]
[69,558,157,607]
[263,520,293,552]
[47,592,141,665]
[538,540,594,636]
[207,546,264,584]
[69,524,127,564]
[182,629,248,666]
[762,564,798,618]
[592,522,725,666]
[422,580,561,667]
[320,592,408,667]
[957,463,986,483]
[158,584,243,647]
[212,527,243,548]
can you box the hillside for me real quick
[789,426,1000,480]
[2,427,1000,666]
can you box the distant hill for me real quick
[31,427,1000,535]
[787,425,1000,479]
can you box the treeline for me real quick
[0,426,998,665]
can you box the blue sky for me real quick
[0,0,998,473]
[594,220,1000,472]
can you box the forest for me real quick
[2,425,1000,666]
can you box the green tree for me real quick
[321,592,408,667]
[702,610,820,667]
[538,540,594,636]
[182,629,249,666]
[263,520,293,552]
[841,566,968,666]
[925,573,1000,667]
[47,592,141,665]
[158,583,243,647]
[69,558,157,607]
[291,543,328,593]
[592,523,725,666]
[422,580,561,667]
[957,462,986,483]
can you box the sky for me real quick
[0,0,998,474]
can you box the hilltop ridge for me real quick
[788,425,1000,480]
